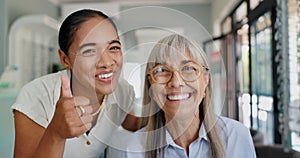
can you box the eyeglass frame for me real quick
[147,61,209,84]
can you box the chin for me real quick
[173,106,196,116]
[95,85,115,95]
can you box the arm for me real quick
[122,110,141,132]
[13,111,65,158]
[225,118,257,158]
[13,76,92,158]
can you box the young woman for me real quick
[108,34,256,158]
[12,9,138,158]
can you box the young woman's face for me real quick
[68,17,122,98]
[149,52,209,121]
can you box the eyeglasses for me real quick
[148,61,208,84]
[76,41,122,59]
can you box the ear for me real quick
[58,49,71,69]
[147,75,153,84]
[203,71,210,87]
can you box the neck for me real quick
[165,112,201,155]
[92,95,105,115]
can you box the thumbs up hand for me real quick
[47,76,93,140]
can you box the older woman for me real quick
[108,34,256,158]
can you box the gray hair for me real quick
[141,34,226,158]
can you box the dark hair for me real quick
[58,9,117,55]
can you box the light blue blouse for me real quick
[107,116,257,158]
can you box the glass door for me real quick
[250,12,274,144]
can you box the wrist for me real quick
[45,123,66,144]
[33,124,66,158]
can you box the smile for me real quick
[167,93,191,101]
[97,72,113,79]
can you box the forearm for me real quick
[33,127,66,158]
[122,110,141,132]
[13,111,66,158]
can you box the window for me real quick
[288,0,300,151]
[222,17,232,35]
[235,2,247,23]
[237,24,250,126]
[250,12,273,144]
[250,0,263,10]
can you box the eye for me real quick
[109,45,121,53]
[153,66,170,75]
[80,49,97,56]
[182,65,196,72]
[110,46,121,50]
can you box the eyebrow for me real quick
[78,43,96,50]
[181,60,193,64]
[108,39,121,45]
[154,60,193,67]
[78,39,121,50]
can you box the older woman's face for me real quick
[149,51,209,120]
[67,17,122,97]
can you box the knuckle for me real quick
[87,106,93,113]
[69,128,79,137]
[87,115,93,122]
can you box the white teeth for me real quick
[98,72,113,79]
[167,94,190,101]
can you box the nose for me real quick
[96,50,115,68]
[167,71,185,88]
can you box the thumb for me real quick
[60,75,71,98]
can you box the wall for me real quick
[0,0,8,76]
[0,0,59,75]
[211,0,239,37]
[0,1,59,157]
[158,3,212,34]
[7,0,59,27]
[121,3,212,34]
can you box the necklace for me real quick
[92,96,106,116]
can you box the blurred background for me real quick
[1,0,300,157]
